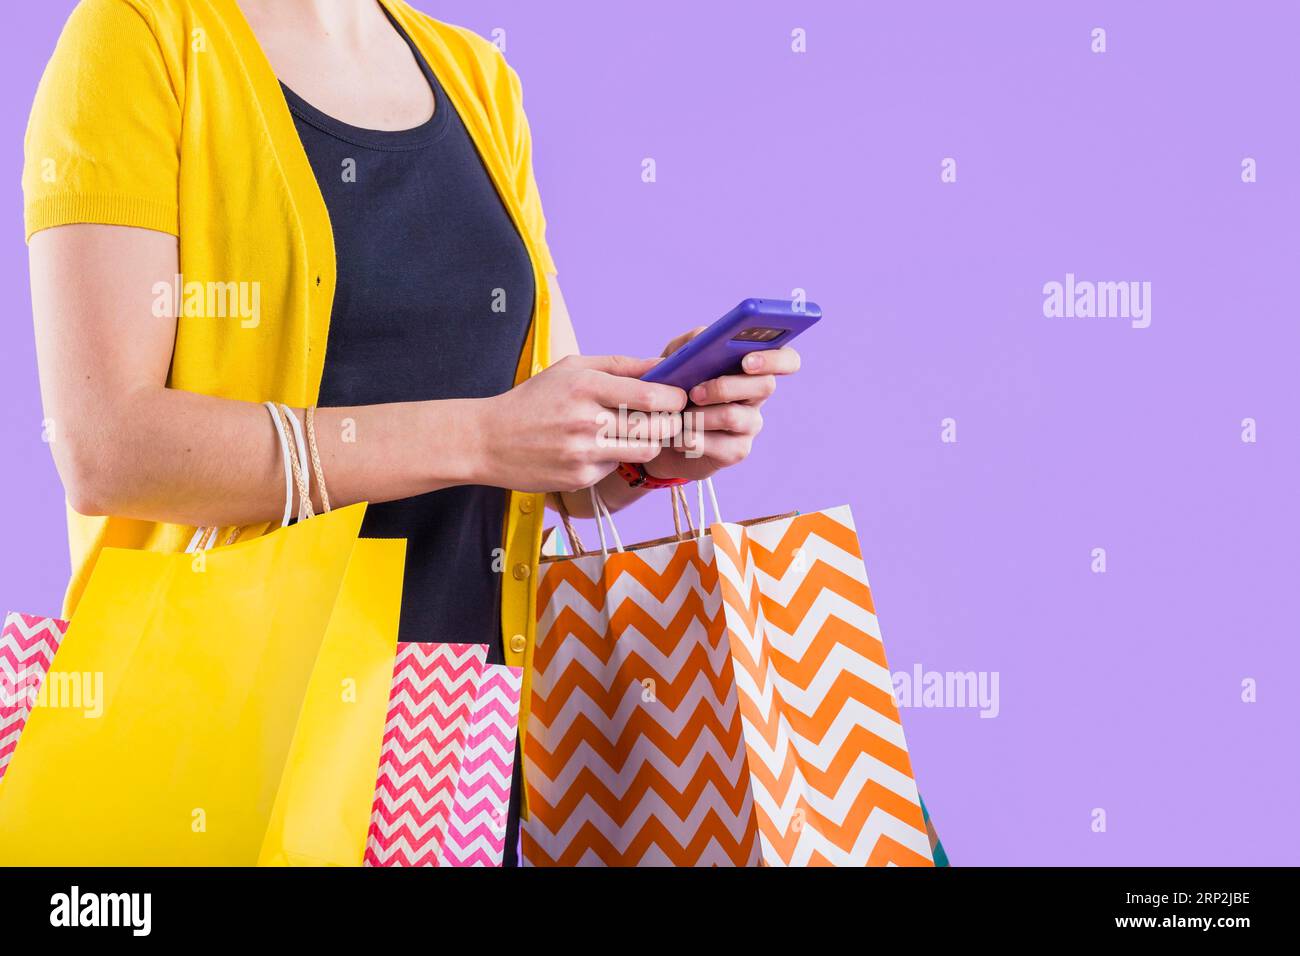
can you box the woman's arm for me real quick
[31,224,685,526]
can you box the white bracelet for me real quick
[265,400,295,528]
[278,403,312,521]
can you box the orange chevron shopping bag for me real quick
[522,484,934,867]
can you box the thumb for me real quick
[568,354,662,378]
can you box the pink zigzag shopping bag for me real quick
[366,642,523,867]
[1,612,68,784]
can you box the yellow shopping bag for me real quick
[259,536,404,866]
[0,503,401,866]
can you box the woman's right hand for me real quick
[473,354,688,493]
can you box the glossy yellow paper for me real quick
[258,537,403,866]
[0,503,399,866]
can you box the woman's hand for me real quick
[474,354,687,493]
[643,327,803,482]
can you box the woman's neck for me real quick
[237,0,395,51]
[235,0,436,131]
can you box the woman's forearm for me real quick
[60,384,490,527]
[30,224,505,528]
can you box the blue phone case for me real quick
[641,298,822,392]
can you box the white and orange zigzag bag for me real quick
[522,481,934,867]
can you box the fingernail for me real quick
[690,385,706,403]
[744,354,761,371]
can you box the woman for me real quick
[24,0,801,863]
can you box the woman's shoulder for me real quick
[50,0,194,74]
[389,2,519,94]
[60,0,187,36]
[392,3,502,62]
[39,0,194,99]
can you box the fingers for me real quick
[594,407,683,444]
[686,347,800,406]
[588,371,688,414]
[675,432,752,469]
[597,439,665,465]
[556,354,688,413]
[684,402,763,437]
[562,353,662,379]
[740,347,801,376]
[701,433,752,468]
[645,447,715,482]
[689,373,777,407]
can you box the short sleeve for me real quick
[504,64,557,275]
[22,0,181,241]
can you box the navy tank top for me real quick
[281,19,534,663]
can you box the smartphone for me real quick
[640,298,822,392]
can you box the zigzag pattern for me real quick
[713,507,933,867]
[0,612,68,782]
[441,665,523,866]
[366,642,485,866]
[365,642,521,867]
[523,541,763,866]
[524,507,933,867]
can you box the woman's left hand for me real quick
[643,327,802,482]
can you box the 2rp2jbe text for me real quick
[1127,892,1251,909]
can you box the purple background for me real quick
[3,1,1296,865]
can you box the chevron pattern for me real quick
[712,507,933,866]
[365,642,521,867]
[523,506,933,867]
[1,612,68,783]
[522,539,763,866]
[442,664,523,866]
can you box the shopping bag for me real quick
[0,612,68,785]
[522,484,933,867]
[366,642,523,866]
[258,536,406,866]
[711,507,933,865]
[444,663,524,865]
[523,522,759,865]
[0,503,400,866]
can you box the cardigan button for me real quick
[512,562,531,581]
[509,633,527,654]
[519,497,535,515]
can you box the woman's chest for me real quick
[299,129,536,407]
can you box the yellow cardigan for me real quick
[23,0,553,732]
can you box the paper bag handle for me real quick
[551,477,722,560]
